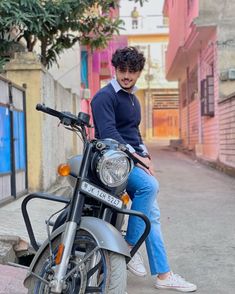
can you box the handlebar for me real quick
[36,104,91,127]
[119,145,150,170]
[37,104,148,168]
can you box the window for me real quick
[200,75,215,117]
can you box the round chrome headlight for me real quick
[96,150,132,187]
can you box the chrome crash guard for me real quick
[22,193,151,289]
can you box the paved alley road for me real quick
[127,144,235,294]
[0,144,235,294]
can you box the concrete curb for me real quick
[0,235,30,265]
[0,241,16,264]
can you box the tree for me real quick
[0,0,148,68]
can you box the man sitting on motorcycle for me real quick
[91,46,197,293]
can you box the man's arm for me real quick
[137,128,151,159]
[136,128,154,174]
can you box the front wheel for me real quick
[27,230,127,294]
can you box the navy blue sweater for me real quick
[91,82,144,154]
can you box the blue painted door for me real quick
[13,111,26,171]
[0,106,11,174]
[0,80,27,202]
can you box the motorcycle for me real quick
[22,104,150,294]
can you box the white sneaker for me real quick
[127,251,147,277]
[155,272,197,292]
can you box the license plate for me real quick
[80,181,123,209]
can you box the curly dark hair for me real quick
[111,46,146,72]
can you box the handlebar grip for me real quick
[35,103,91,128]
[36,104,55,114]
[36,103,63,119]
[36,103,46,111]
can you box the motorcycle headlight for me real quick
[96,150,132,188]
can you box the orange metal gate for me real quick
[153,108,179,139]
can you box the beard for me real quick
[118,79,135,91]
[122,85,133,90]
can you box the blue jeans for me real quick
[125,167,170,275]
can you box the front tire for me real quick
[27,230,127,293]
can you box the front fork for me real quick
[50,143,92,293]
[50,221,77,293]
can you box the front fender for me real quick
[24,216,130,287]
[80,217,130,257]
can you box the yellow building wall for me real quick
[5,53,43,190]
[5,52,81,191]
[128,34,169,44]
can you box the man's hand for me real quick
[133,153,155,176]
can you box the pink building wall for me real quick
[199,34,219,160]
[164,0,235,172]
[88,35,128,99]
[164,0,220,162]
[163,0,199,76]
[163,0,186,75]
[184,0,199,42]
[188,99,199,149]
[181,107,187,145]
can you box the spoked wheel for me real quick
[28,230,127,294]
